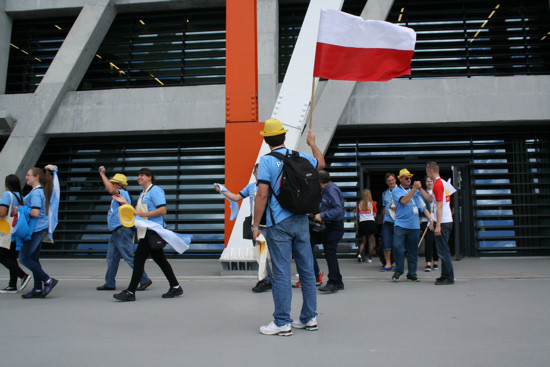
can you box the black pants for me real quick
[322,221,344,285]
[421,222,438,263]
[0,242,27,288]
[128,231,179,292]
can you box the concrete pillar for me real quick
[0,0,12,93]
[257,0,278,122]
[0,0,116,177]
[297,0,395,154]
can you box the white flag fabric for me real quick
[47,169,60,239]
[134,217,191,254]
[314,8,416,81]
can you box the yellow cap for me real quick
[260,119,289,137]
[398,168,414,179]
[110,173,128,186]
[118,204,136,227]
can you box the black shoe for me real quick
[136,279,152,291]
[407,274,420,282]
[252,281,272,293]
[41,278,58,298]
[319,282,338,293]
[97,285,116,291]
[22,289,43,299]
[435,278,454,285]
[337,283,345,290]
[433,264,439,270]
[162,286,183,298]
[20,274,32,291]
[392,272,402,282]
[113,290,135,302]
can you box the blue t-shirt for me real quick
[107,188,132,231]
[239,182,257,216]
[257,147,318,227]
[382,189,395,223]
[0,191,22,211]
[391,185,426,230]
[24,186,49,232]
[139,185,166,227]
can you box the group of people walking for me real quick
[1,117,455,338]
[0,164,59,298]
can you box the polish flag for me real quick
[314,9,416,82]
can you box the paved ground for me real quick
[1,256,550,367]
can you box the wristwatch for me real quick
[251,227,260,231]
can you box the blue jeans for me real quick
[382,222,394,250]
[265,214,317,326]
[392,226,420,276]
[435,222,454,280]
[105,226,150,288]
[19,230,50,291]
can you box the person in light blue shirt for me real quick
[390,169,433,282]
[252,119,325,336]
[215,164,273,293]
[96,167,150,291]
[19,164,59,299]
[380,172,397,271]
[0,175,31,293]
[112,168,182,302]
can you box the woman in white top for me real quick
[356,189,377,262]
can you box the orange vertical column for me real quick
[225,0,264,246]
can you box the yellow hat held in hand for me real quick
[398,168,414,179]
[119,204,136,227]
[260,118,289,137]
[110,173,128,186]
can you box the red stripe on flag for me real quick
[313,42,414,82]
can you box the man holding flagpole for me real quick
[426,162,456,285]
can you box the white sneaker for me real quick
[367,258,372,263]
[292,317,318,331]
[259,321,292,336]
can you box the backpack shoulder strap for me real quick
[267,151,286,160]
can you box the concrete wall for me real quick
[45,85,225,135]
[1,0,549,154]
[340,75,550,127]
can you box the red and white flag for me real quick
[313,9,416,82]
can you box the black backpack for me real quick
[268,150,321,214]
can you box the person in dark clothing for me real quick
[316,170,345,293]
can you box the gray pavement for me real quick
[1,256,550,367]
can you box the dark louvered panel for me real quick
[35,133,226,256]
[5,8,226,94]
[279,0,550,81]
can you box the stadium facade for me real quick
[1,0,549,258]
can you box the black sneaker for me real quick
[433,264,439,270]
[41,278,58,298]
[0,286,17,294]
[97,285,116,291]
[407,274,420,282]
[20,274,32,291]
[319,282,338,293]
[252,281,272,293]
[136,279,152,291]
[337,283,345,290]
[113,290,135,302]
[435,278,454,285]
[392,272,402,282]
[424,265,432,272]
[162,286,183,298]
[22,289,43,299]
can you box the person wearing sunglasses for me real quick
[390,169,434,282]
